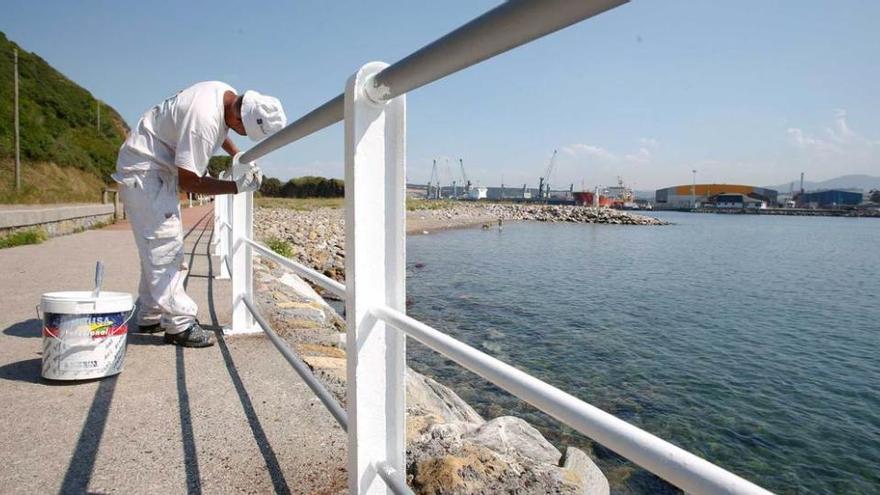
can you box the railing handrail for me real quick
[239,0,628,164]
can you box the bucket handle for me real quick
[35,304,62,341]
[36,305,136,342]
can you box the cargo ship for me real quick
[573,190,613,207]
[573,178,638,209]
[607,178,638,209]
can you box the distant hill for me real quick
[764,174,880,193]
[0,32,128,184]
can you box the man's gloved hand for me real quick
[234,164,263,193]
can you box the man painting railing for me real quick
[112,82,285,347]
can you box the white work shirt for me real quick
[115,81,235,178]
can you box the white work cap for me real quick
[241,90,287,142]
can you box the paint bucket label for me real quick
[42,311,129,380]
[43,312,128,341]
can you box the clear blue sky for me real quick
[3,0,878,190]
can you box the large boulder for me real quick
[407,369,483,431]
[408,416,609,494]
[465,416,561,465]
[560,447,610,495]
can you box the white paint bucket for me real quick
[39,291,134,380]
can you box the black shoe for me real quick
[137,323,163,334]
[163,322,215,348]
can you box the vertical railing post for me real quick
[344,61,407,494]
[213,175,230,279]
[228,188,258,333]
[212,194,221,251]
[225,189,233,276]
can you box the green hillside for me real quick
[0,32,128,191]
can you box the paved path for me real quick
[0,205,347,494]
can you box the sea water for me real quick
[406,212,879,494]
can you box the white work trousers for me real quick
[119,171,197,334]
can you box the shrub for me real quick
[0,228,47,249]
[265,237,294,258]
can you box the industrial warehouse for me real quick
[798,189,865,209]
[654,184,779,210]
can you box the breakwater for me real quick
[254,203,667,283]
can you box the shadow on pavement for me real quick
[3,318,42,338]
[126,333,167,346]
[59,374,119,493]
[0,357,42,383]
[176,344,202,495]
[177,211,212,495]
[205,225,291,494]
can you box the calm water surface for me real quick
[405,212,879,494]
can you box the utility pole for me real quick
[691,169,697,209]
[14,48,21,191]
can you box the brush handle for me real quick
[93,261,104,298]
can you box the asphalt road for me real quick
[0,204,347,494]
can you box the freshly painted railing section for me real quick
[213,0,777,493]
[212,193,231,279]
[371,305,773,495]
[343,61,408,495]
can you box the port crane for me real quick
[459,158,472,197]
[427,159,440,199]
[537,149,558,200]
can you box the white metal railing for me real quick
[211,1,774,494]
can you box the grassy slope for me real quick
[0,32,128,203]
[0,159,107,203]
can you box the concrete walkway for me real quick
[0,205,347,494]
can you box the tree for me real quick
[207,156,231,177]
[260,177,283,197]
[280,176,344,198]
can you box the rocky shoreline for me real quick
[255,203,666,283]
[253,257,609,494]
